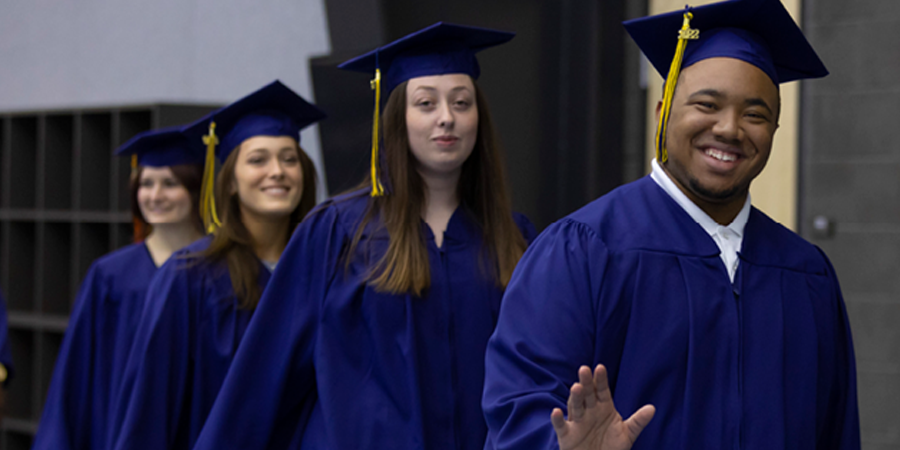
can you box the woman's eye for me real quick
[416,99,434,108]
[140,180,154,188]
[248,157,265,165]
[162,179,180,188]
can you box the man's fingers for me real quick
[578,365,597,408]
[567,382,585,421]
[593,364,612,404]
[551,408,567,436]
[623,404,656,442]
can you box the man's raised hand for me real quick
[551,365,655,450]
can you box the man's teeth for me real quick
[705,148,737,162]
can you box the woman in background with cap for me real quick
[32,127,205,450]
[192,22,536,450]
[108,80,325,450]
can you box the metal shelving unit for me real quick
[0,103,218,448]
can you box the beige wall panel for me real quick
[645,0,801,230]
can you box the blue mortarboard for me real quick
[115,126,203,167]
[623,0,828,163]
[338,22,515,94]
[184,80,326,232]
[186,80,327,161]
[338,22,514,197]
[624,0,828,85]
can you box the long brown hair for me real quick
[349,80,527,296]
[130,164,205,242]
[201,141,318,309]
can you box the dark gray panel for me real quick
[78,113,112,211]
[856,371,900,445]
[846,296,900,366]
[805,92,900,159]
[43,116,74,210]
[805,162,900,224]
[807,0,900,27]
[10,117,37,209]
[806,20,900,95]
[813,233,900,296]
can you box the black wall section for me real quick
[313,0,647,229]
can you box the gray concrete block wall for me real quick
[803,0,900,447]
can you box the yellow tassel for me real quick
[656,9,699,163]
[369,68,385,197]
[130,154,138,172]
[200,121,222,233]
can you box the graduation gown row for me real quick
[192,190,537,450]
[109,236,267,450]
[482,176,860,450]
[33,243,157,450]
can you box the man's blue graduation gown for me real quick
[483,176,860,450]
[109,236,266,450]
[33,243,157,450]
[192,191,536,450]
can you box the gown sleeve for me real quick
[814,247,860,450]
[108,258,194,450]
[482,219,609,450]
[193,204,346,449]
[32,265,107,450]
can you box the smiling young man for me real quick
[481,0,860,449]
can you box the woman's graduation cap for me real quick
[115,126,205,240]
[338,22,515,197]
[623,0,828,163]
[184,80,327,233]
[115,126,204,169]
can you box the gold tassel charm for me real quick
[655,8,699,163]
[369,68,385,197]
[200,121,222,233]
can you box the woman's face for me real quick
[137,166,194,225]
[405,74,478,178]
[232,135,304,220]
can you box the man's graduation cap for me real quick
[623,0,828,163]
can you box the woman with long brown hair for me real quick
[33,127,205,450]
[193,23,536,450]
[108,80,325,450]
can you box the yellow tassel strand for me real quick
[200,121,222,233]
[369,68,385,197]
[130,154,138,172]
[655,8,699,163]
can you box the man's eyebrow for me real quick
[687,88,724,99]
